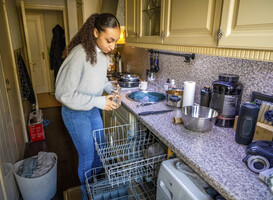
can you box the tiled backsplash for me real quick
[120,45,273,104]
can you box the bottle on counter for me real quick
[164,78,170,91]
[169,79,176,90]
[200,86,212,107]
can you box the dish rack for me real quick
[85,123,167,199]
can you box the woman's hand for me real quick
[104,95,120,111]
[115,95,121,106]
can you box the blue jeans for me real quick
[61,106,104,200]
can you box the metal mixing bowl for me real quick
[181,106,218,132]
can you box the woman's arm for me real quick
[103,76,113,94]
[55,49,106,110]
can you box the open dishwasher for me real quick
[85,123,167,200]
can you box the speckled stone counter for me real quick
[119,89,272,200]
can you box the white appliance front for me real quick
[157,158,212,200]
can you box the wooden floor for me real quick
[25,107,80,200]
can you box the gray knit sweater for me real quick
[55,44,112,111]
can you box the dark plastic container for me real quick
[200,86,212,107]
[235,103,260,145]
[210,74,243,128]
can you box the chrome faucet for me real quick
[148,81,165,93]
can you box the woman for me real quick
[55,13,121,199]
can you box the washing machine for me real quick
[157,158,224,200]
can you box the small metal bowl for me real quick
[181,106,218,132]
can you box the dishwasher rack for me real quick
[92,123,167,187]
[85,123,167,199]
[85,166,157,200]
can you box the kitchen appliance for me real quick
[235,103,260,145]
[157,158,225,200]
[166,89,183,108]
[210,74,243,128]
[181,106,218,132]
[243,140,273,173]
[118,74,140,88]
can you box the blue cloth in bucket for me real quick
[20,157,38,178]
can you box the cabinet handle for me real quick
[217,27,223,41]
[161,31,165,40]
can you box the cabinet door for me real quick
[138,0,166,44]
[163,0,222,46]
[125,0,139,43]
[218,0,273,50]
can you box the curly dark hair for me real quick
[63,13,120,65]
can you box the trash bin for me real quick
[13,152,57,200]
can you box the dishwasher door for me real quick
[157,158,211,200]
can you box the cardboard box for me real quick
[28,110,45,142]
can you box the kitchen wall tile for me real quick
[120,45,273,104]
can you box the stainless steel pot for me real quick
[181,106,218,132]
[119,74,139,82]
[166,89,183,108]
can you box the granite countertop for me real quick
[119,89,272,200]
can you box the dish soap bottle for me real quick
[164,78,170,91]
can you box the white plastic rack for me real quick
[92,123,166,186]
[85,123,167,199]
[85,167,157,200]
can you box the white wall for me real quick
[0,1,23,199]
[67,0,78,40]
[6,0,23,49]
[83,0,101,22]
[43,10,64,91]
[43,10,64,49]
[3,0,27,158]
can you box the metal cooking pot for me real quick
[166,89,183,108]
[119,74,139,82]
[181,106,218,132]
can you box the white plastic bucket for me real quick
[13,153,57,200]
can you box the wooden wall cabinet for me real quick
[125,0,139,43]
[126,0,165,44]
[125,0,273,50]
[163,0,222,47]
[218,0,273,50]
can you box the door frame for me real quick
[20,1,69,95]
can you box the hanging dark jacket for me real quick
[49,24,65,79]
[17,53,36,105]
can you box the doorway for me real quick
[20,2,68,95]
[25,12,49,93]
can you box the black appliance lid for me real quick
[219,74,239,83]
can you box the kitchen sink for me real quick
[126,91,166,102]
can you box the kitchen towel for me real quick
[182,81,196,107]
